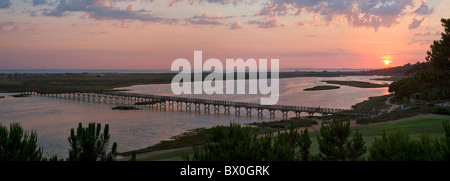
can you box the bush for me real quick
[184,122,312,161]
[0,123,44,161]
[434,121,450,160]
[369,121,450,161]
[368,131,434,161]
[431,106,450,115]
[184,123,257,161]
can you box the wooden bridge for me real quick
[14,86,375,118]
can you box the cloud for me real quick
[126,3,134,11]
[408,17,425,30]
[413,31,440,36]
[32,0,47,6]
[43,0,174,24]
[0,22,39,34]
[257,0,417,31]
[0,0,11,8]
[249,16,281,29]
[230,19,242,29]
[184,10,234,26]
[408,39,433,46]
[169,0,195,6]
[413,2,433,15]
[168,0,253,6]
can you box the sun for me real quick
[384,60,390,65]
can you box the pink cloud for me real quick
[249,16,281,29]
[0,22,39,34]
[408,17,425,30]
[230,19,242,29]
[126,3,134,11]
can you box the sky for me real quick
[0,0,449,70]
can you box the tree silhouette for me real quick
[68,122,117,161]
[0,123,43,161]
[317,120,366,161]
[426,18,450,70]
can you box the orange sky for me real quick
[0,0,449,70]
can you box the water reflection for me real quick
[119,76,390,109]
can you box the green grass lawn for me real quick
[137,114,450,161]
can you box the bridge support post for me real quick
[160,100,166,109]
[186,102,191,111]
[194,103,200,112]
[214,105,220,113]
[282,111,288,118]
[235,107,240,115]
[177,102,182,110]
[269,109,275,118]
[204,104,210,113]
[224,106,230,114]
[257,109,263,116]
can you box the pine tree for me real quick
[68,122,117,161]
[297,128,311,161]
[426,18,450,70]
[317,120,366,161]
[0,123,44,161]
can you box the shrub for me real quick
[369,121,450,161]
[185,123,259,161]
[184,122,312,161]
[434,121,450,161]
[431,106,450,115]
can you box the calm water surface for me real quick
[0,76,390,158]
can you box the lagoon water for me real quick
[0,76,390,158]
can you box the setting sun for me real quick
[384,60,390,65]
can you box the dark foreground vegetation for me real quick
[0,122,117,161]
[182,119,450,161]
[119,117,319,157]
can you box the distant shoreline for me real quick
[0,68,374,74]
[0,71,398,93]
